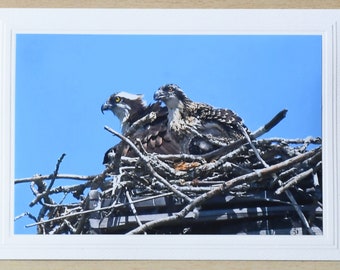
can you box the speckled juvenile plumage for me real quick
[154,84,248,154]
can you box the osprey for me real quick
[154,84,248,154]
[101,92,147,134]
[101,91,181,164]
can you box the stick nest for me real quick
[15,110,322,235]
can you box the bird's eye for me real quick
[115,96,121,103]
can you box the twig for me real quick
[240,124,270,168]
[276,169,314,195]
[127,148,320,234]
[14,212,38,222]
[109,112,158,173]
[18,105,322,235]
[47,153,66,191]
[202,109,288,160]
[258,137,321,146]
[63,219,77,234]
[252,109,288,138]
[125,188,146,234]
[284,189,315,235]
[244,129,316,235]
[104,125,192,203]
[25,192,174,228]
[15,174,96,184]
[157,153,205,162]
[29,154,66,207]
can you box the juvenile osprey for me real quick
[101,91,181,164]
[154,84,248,154]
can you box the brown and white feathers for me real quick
[154,84,248,154]
[101,91,181,164]
[101,92,147,134]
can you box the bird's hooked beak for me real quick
[101,101,112,114]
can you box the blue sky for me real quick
[14,34,322,234]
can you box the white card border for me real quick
[0,9,339,260]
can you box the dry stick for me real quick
[15,174,96,184]
[186,149,241,180]
[63,219,77,234]
[240,125,266,165]
[104,125,192,203]
[275,161,316,234]
[101,183,125,223]
[113,125,184,178]
[28,154,66,233]
[30,179,46,198]
[50,219,74,235]
[188,139,276,181]
[131,144,185,178]
[73,160,134,233]
[42,202,82,209]
[127,147,320,234]
[174,186,214,193]
[75,158,146,233]
[47,153,66,191]
[241,127,315,235]
[253,109,289,138]
[157,153,205,162]
[276,161,322,195]
[74,195,92,234]
[14,212,38,222]
[202,109,288,161]
[110,112,158,174]
[283,188,315,235]
[258,137,322,146]
[90,157,126,187]
[125,188,146,234]
[25,192,174,228]
[29,153,66,207]
[275,168,314,195]
[149,154,186,177]
[49,183,88,195]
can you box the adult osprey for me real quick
[101,92,147,135]
[154,84,248,154]
[101,91,181,164]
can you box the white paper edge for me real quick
[0,9,339,260]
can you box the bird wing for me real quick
[103,103,182,164]
[195,103,247,140]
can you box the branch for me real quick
[252,109,288,138]
[104,125,192,203]
[29,154,66,207]
[127,147,321,234]
[48,153,66,191]
[15,174,95,184]
[242,127,315,234]
[25,192,174,229]
[14,212,38,222]
[125,188,146,234]
[108,112,158,174]
[18,105,321,235]
[202,109,288,160]
[275,161,322,195]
